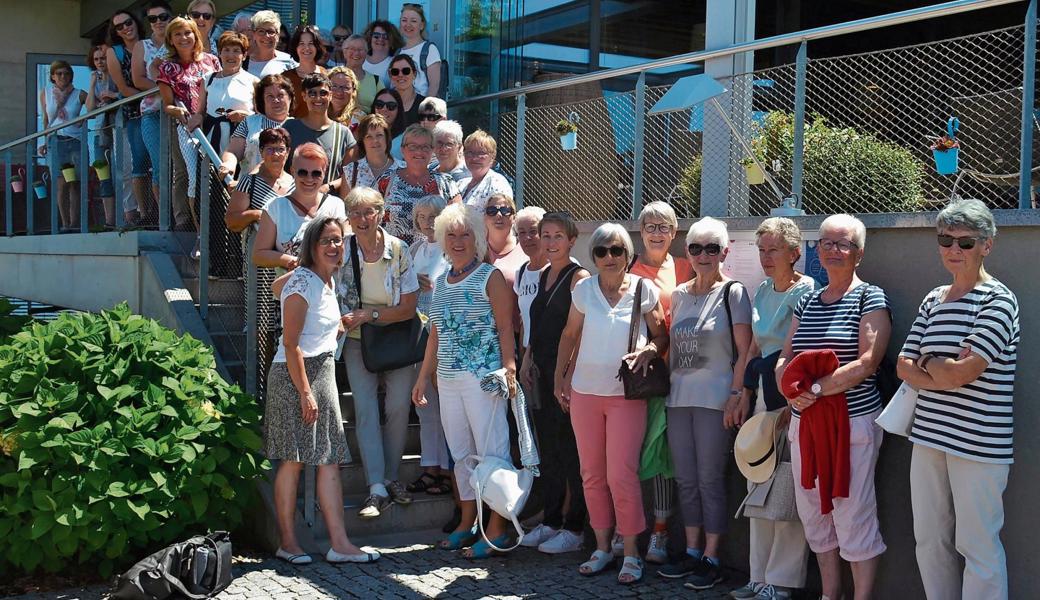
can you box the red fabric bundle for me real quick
[781,349,850,514]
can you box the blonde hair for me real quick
[638,201,678,230]
[326,66,359,124]
[164,17,205,61]
[484,193,516,213]
[434,203,487,261]
[344,186,384,214]
[464,129,497,157]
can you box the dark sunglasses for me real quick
[189,11,214,21]
[937,234,980,249]
[371,32,389,40]
[296,168,323,179]
[146,13,171,23]
[306,89,331,98]
[389,67,413,77]
[593,245,626,259]
[484,206,515,217]
[373,99,398,111]
[418,113,442,122]
[113,18,134,31]
[688,243,722,256]
[333,34,348,42]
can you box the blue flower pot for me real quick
[559,131,577,151]
[33,182,47,199]
[932,147,959,175]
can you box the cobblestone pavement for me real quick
[7,531,742,600]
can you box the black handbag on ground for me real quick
[111,531,233,600]
[617,277,671,399]
[350,236,429,372]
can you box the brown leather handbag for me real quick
[617,278,670,399]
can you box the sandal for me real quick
[426,474,452,496]
[462,533,510,559]
[439,526,478,551]
[579,550,614,576]
[618,556,644,585]
[406,472,439,493]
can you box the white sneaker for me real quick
[611,533,624,557]
[731,581,765,599]
[645,530,668,564]
[754,584,791,599]
[521,523,559,548]
[537,529,584,554]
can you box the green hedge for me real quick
[678,111,925,215]
[0,304,269,577]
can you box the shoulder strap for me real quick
[627,277,643,354]
[351,161,359,187]
[327,126,343,184]
[546,263,580,308]
[626,254,639,273]
[722,280,737,367]
[350,236,363,306]
[207,72,218,86]
[420,41,432,69]
[515,261,529,288]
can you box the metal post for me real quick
[710,97,787,205]
[631,72,647,219]
[79,125,89,233]
[159,112,171,231]
[48,136,58,235]
[199,152,210,321]
[4,152,11,236]
[245,231,257,397]
[112,115,124,229]
[1020,0,1037,209]
[515,94,526,209]
[791,41,808,209]
[25,143,33,235]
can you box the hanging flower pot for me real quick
[744,163,766,185]
[559,130,577,151]
[556,113,579,151]
[10,167,25,193]
[61,163,77,183]
[33,181,48,199]
[931,117,960,175]
[92,159,111,181]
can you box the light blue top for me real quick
[429,262,502,379]
[751,275,816,357]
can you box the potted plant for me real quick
[931,117,960,175]
[60,162,77,183]
[92,158,111,181]
[740,138,767,185]
[9,168,24,193]
[556,117,578,151]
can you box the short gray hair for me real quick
[685,216,728,247]
[433,120,464,145]
[418,96,447,117]
[638,201,678,230]
[820,213,867,249]
[588,223,634,262]
[298,217,346,270]
[344,186,384,214]
[412,194,446,229]
[515,206,546,225]
[251,10,281,30]
[434,203,487,261]
[936,198,997,239]
[755,217,802,250]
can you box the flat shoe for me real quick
[618,556,644,585]
[579,550,614,576]
[439,526,478,551]
[326,548,381,563]
[275,548,313,565]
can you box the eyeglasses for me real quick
[318,236,345,247]
[642,223,673,234]
[389,67,413,77]
[306,89,331,98]
[593,245,626,259]
[371,32,389,40]
[262,146,287,155]
[464,150,490,159]
[937,233,980,249]
[435,141,456,149]
[254,27,279,37]
[113,18,134,31]
[146,13,171,23]
[818,239,857,253]
[373,100,398,111]
[348,208,379,219]
[484,206,515,217]
[330,84,354,93]
[404,143,433,152]
[418,113,442,122]
[688,243,722,256]
[189,11,214,21]
[263,92,288,103]
[333,34,349,42]
[296,168,323,179]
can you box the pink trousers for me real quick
[569,391,647,536]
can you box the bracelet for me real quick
[730,389,742,397]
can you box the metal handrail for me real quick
[449,0,1026,107]
[0,88,158,152]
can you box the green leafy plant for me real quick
[0,298,31,343]
[556,119,578,136]
[0,304,269,577]
[679,111,925,215]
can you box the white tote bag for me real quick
[875,382,919,437]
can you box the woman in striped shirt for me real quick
[776,214,891,600]
[897,199,1019,600]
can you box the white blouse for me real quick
[273,267,341,362]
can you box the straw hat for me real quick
[734,410,782,484]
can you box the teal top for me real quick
[751,275,816,357]
[429,262,502,379]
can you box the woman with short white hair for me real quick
[418,96,447,129]
[432,120,469,182]
[658,217,752,590]
[246,10,298,77]
[897,199,1019,600]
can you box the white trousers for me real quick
[911,443,1010,600]
[437,372,510,501]
[416,361,450,469]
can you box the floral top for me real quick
[429,262,502,379]
[343,156,406,190]
[377,168,459,244]
[156,53,221,113]
[335,228,419,314]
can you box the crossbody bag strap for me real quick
[545,263,580,308]
[349,235,363,308]
[722,280,737,367]
[351,161,359,188]
[627,277,644,355]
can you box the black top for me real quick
[401,93,427,129]
[529,262,582,371]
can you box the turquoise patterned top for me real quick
[429,262,502,379]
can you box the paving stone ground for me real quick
[6,531,743,600]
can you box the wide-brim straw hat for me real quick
[734,410,782,484]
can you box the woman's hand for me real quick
[621,343,659,376]
[300,391,318,425]
[411,375,429,407]
[342,309,373,331]
[505,366,518,399]
[281,254,299,271]
[723,391,750,429]
[165,105,190,124]
[417,273,433,293]
[226,109,249,123]
[185,113,204,131]
[217,160,235,180]
[38,145,47,157]
[554,372,572,413]
[789,390,817,412]
[519,358,534,389]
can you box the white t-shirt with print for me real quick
[513,262,547,347]
[273,267,341,362]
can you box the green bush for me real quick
[0,304,269,577]
[678,111,925,215]
[0,298,31,342]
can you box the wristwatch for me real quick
[810,382,823,396]
[370,310,380,322]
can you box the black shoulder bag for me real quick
[351,236,429,372]
[617,277,671,399]
[111,531,232,600]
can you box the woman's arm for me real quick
[282,294,318,424]
[224,184,262,232]
[723,322,754,428]
[107,47,139,98]
[411,323,439,407]
[220,136,246,175]
[131,41,156,90]
[426,61,441,98]
[252,211,297,269]
[812,309,891,397]
[774,317,800,395]
[623,300,668,374]
[898,351,988,391]
[85,73,99,112]
[553,304,584,409]
[159,81,188,123]
[487,270,517,393]
[344,291,418,330]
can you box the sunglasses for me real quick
[333,34,348,42]
[113,18,134,31]
[371,32,389,40]
[419,113,442,122]
[296,168,323,179]
[389,67,413,77]
[189,11,214,21]
[937,233,980,249]
[688,243,722,256]
[373,99,398,111]
[146,13,171,23]
[484,206,515,217]
[306,89,331,98]
[593,245,626,259]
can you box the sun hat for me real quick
[734,410,782,484]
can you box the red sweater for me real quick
[781,349,850,514]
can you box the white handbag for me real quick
[875,381,919,437]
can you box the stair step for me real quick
[337,456,435,495]
[208,330,246,363]
[306,492,456,540]
[341,421,422,466]
[201,303,246,331]
[182,277,244,305]
[337,391,421,425]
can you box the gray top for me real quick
[283,118,357,184]
[668,280,751,410]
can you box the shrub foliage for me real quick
[0,304,269,577]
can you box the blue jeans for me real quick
[123,116,150,178]
[139,111,162,184]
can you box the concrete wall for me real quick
[576,211,1040,597]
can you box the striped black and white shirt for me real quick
[900,280,1019,464]
[792,283,890,418]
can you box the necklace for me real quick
[449,257,480,277]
